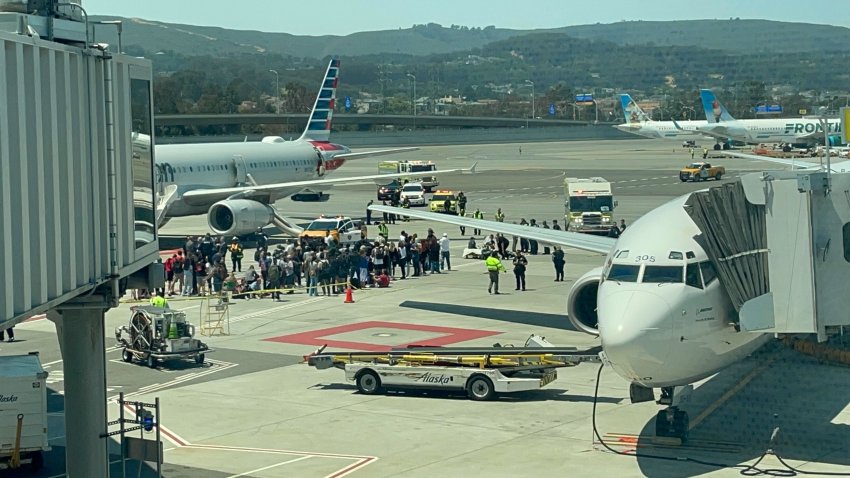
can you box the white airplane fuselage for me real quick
[615,120,707,140]
[596,193,768,388]
[154,139,349,217]
[699,118,842,144]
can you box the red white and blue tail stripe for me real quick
[299,58,339,142]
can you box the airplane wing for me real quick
[332,147,418,161]
[697,125,734,139]
[369,205,615,255]
[722,150,850,173]
[721,151,820,169]
[181,163,477,207]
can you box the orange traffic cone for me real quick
[344,286,354,303]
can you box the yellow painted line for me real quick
[688,357,775,430]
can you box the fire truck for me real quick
[563,177,616,235]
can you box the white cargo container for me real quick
[0,353,48,471]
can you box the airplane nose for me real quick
[598,289,674,384]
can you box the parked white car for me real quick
[400,182,427,206]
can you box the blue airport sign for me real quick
[549,103,556,115]
[344,96,352,112]
[575,94,594,103]
[755,104,782,114]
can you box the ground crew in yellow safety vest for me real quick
[485,251,506,294]
[378,221,389,239]
[473,208,483,235]
[495,208,505,222]
[150,291,168,308]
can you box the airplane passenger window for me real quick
[642,265,683,283]
[844,223,850,262]
[686,263,703,289]
[606,264,640,282]
[699,261,718,285]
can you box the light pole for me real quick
[269,69,280,115]
[406,73,417,130]
[521,80,536,128]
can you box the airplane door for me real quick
[314,148,326,177]
[231,155,247,185]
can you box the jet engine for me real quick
[207,199,275,236]
[566,266,603,335]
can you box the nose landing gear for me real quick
[654,385,693,442]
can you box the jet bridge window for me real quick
[606,264,640,282]
[642,265,683,284]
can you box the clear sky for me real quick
[82,0,850,36]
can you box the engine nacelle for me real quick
[566,266,603,335]
[208,199,275,236]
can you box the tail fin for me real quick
[620,94,651,124]
[299,58,340,142]
[700,89,735,123]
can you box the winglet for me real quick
[464,161,478,174]
[620,93,651,124]
[671,118,684,130]
[700,89,735,123]
[298,58,340,142]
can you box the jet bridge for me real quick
[1,3,163,476]
[685,171,850,341]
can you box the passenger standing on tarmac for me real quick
[457,192,468,235]
[552,219,561,231]
[542,221,551,255]
[528,219,539,255]
[1,325,15,342]
[256,227,268,250]
[172,251,185,296]
[513,252,528,291]
[486,251,507,294]
[267,259,281,300]
[473,208,483,235]
[552,246,566,281]
[366,199,374,225]
[439,233,451,271]
[402,197,411,221]
[619,219,627,233]
[381,200,389,223]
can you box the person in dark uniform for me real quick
[513,252,528,291]
[552,246,565,281]
[366,199,374,225]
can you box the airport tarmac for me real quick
[3,138,850,477]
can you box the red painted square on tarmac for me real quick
[265,320,502,351]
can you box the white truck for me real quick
[378,160,439,192]
[0,353,48,471]
[564,177,616,235]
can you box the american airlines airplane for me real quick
[146,58,470,237]
[697,89,842,147]
[614,94,707,141]
[369,200,769,440]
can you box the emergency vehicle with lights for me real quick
[563,177,616,235]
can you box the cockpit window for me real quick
[615,250,629,259]
[668,251,683,260]
[607,264,640,282]
[699,261,718,285]
[685,263,703,289]
[642,265,683,283]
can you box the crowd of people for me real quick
[143,205,623,303]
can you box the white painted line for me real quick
[226,455,312,477]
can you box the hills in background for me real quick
[91,17,850,59]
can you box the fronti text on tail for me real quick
[700,89,735,123]
[299,58,340,142]
[620,94,651,124]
